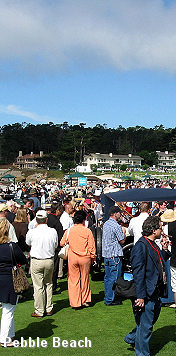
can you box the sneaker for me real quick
[0,342,15,347]
[169,303,176,308]
[31,312,43,318]
[106,301,122,306]
[46,309,54,316]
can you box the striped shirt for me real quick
[102,218,124,258]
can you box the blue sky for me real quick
[0,0,176,129]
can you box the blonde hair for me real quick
[0,218,10,244]
[14,208,28,223]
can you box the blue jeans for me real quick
[104,257,122,305]
[125,292,162,356]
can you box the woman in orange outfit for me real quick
[60,210,96,308]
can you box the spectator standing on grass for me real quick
[0,218,26,347]
[12,208,30,253]
[29,188,40,211]
[60,210,96,309]
[23,198,35,222]
[60,203,74,231]
[128,202,150,244]
[161,209,176,308]
[124,216,170,355]
[26,210,58,318]
[6,200,17,224]
[0,204,17,243]
[152,201,167,217]
[102,206,126,306]
[47,203,64,294]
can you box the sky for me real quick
[0,0,176,129]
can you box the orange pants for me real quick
[68,249,91,307]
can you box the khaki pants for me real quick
[31,258,54,316]
[58,258,64,278]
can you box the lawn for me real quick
[1,271,176,356]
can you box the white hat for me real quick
[160,209,176,223]
[36,210,47,219]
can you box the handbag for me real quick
[113,240,149,300]
[9,243,31,294]
[113,277,136,299]
[58,228,70,260]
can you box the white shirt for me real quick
[28,217,37,230]
[128,212,149,244]
[41,194,46,208]
[9,223,18,243]
[60,211,74,231]
[26,224,58,259]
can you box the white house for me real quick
[82,153,143,171]
[156,151,176,169]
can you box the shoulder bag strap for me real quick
[66,227,71,244]
[9,242,17,267]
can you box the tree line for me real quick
[0,122,176,170]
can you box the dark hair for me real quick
[23,198,29,204]
[36,217,47,224]
[51,203,63,214]
[142,216,161,236]
[158,201,166,206]
[28,199,34,207]
[109,205,121,216]
[73,210,87,224]
[34,207,44,215]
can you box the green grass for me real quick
[1,272,176,355]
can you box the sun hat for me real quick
[0,203,8,212]
[160,209,176,223]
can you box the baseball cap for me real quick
[36,210,47,219]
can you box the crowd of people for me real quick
[0,177,176,354]
[0,182,103,347]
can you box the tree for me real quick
[90,164,97,172]
[142,164,149,170]
[139,150,158,167]
[36,153,61,169]
[120,164,127,171]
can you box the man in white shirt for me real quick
[60,203,74,231]
[26,210,58,318]
[128,202,150,244]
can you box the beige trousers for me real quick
[31,258,54,316]
[58,258,64,278]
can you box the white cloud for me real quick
[0,104,56,123]
[0,0,176,73]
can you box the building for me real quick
[156,151,176,169]
[82,153,143,171]
[15,151,44,169]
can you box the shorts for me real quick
[170,266,176,293]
